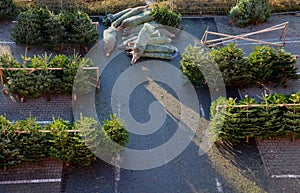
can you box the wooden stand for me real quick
[201,22,289,48]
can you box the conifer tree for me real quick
[0,0,19,20]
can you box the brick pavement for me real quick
[256,138,300,193]
[0,88,73,122]
[0,87,72,193]
[0,158,63,193]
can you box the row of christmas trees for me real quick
[11,7,99,50]
[180,43,299,88]
[0,53,96,99]
[0,115,129,171]
[210,91,300,143]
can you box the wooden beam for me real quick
[15,130,81,134]
[217,103,300,110]
[0,67,99,71]
[203,22,289,48]
[205,26,285,44]
[0,69,4,92]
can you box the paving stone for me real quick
[0,90,73,122]
[0,158,63,193]
[256,138,300,193]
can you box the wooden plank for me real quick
[205,26,285,44]
[217,103,300,110]
[0,69,4,92]
[0,67,98,71]
[15,130,81,134]
[203,22,289,48]
[208,34,283,47]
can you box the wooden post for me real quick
[282,23,288,47]
[0,69,4,92]
[201,26,209,43]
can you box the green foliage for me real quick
[248,45,299,86]
[210,43,252,87]
[11,7,51,46]
[180,43,298,88]
[13,0,300,16]
[46,118,95,166]
[210,92,300,143]
[14,117,50,163]
[63,10,99,47]
[75,114,129,156]
[11,7,98,50]
[0,53,96,98]
[0,116,23,170]
[229,0,271,27]
[180,44,205,84]
[102,114,129,147]
[150,3,181,28]
[0,115,129,169]
[0,0,19,20]
[284,93,300,135]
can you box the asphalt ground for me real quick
[64,18,268,193]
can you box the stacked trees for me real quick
[102,5,181,64]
